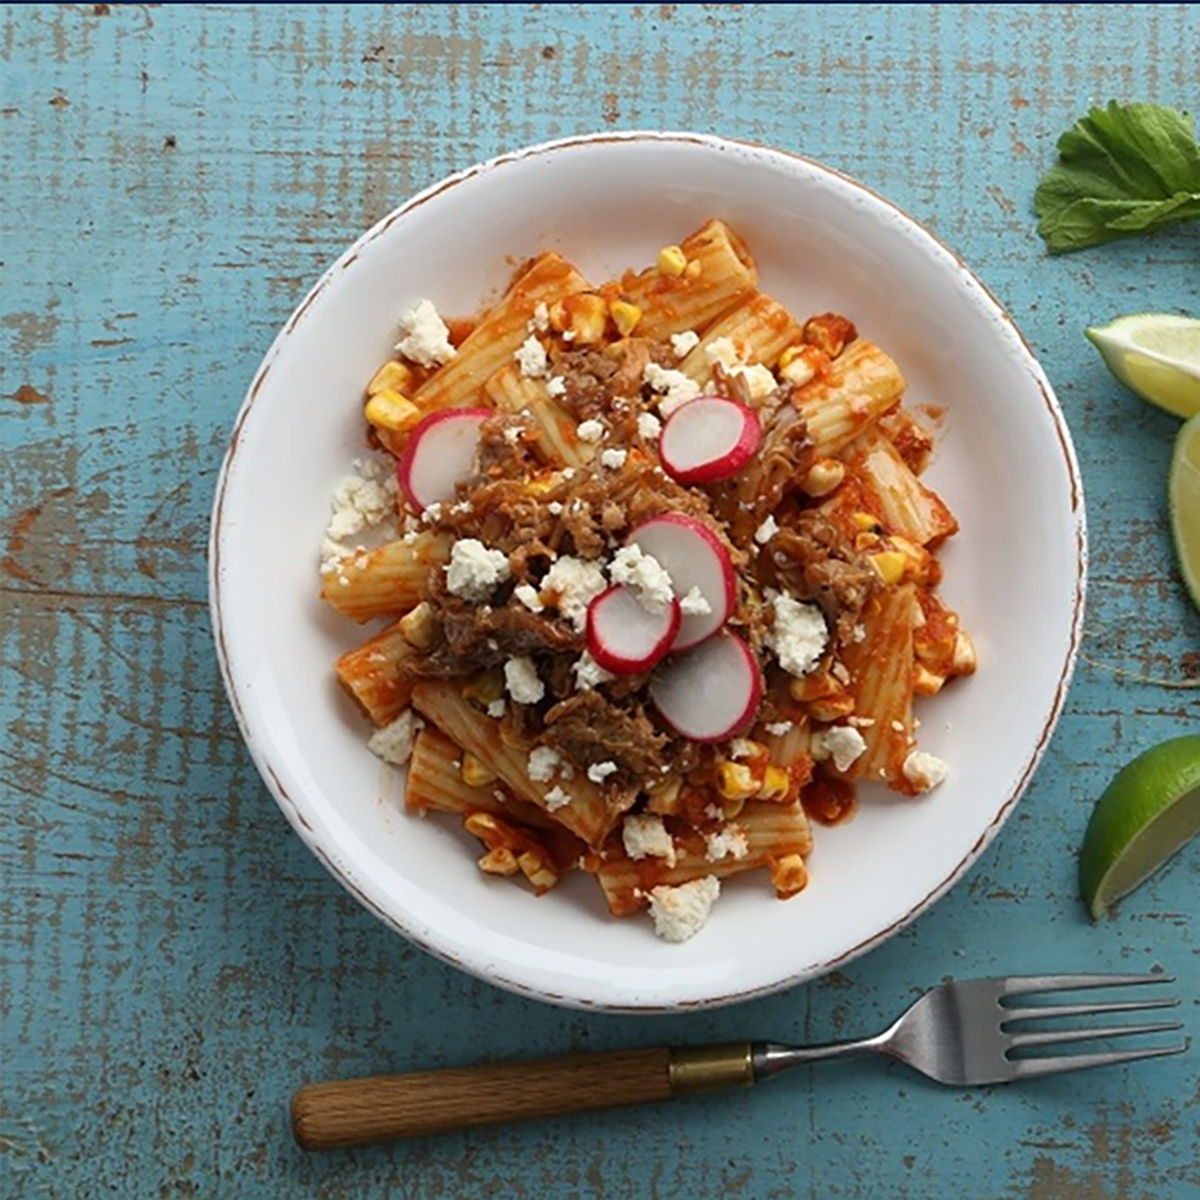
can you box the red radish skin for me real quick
[660,396,762,485]
[649,631,763,742]
[627,514,736,650]
[587,587,681,674]
[397,408,491,512]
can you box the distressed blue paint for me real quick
[2,4,1198,1197]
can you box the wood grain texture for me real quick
[292,1048,674,1148]
[1,4,1198,1198]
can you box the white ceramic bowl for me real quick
[210,132,1085,1011]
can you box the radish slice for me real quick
[650,631,763,742]
[587,586,681,674]
[659,396,762,485]
[397,408,491,512]
[627,514,735,650]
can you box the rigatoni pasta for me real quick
[317,220,975,942]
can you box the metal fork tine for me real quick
[1011,1042,1187,1079]
[1001,973,1173,996]
[1001,996,1179,1024]
[1009,1020,1183,1049]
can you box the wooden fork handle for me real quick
[291,1043,754,1149]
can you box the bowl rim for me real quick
[208,129,1087,1012]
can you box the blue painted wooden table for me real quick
[3,5,1198,1197]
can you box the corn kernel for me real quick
[517,850,558,894]
[399,601,436,649]
[464,812,500,840]
[657,245,688,276]
[564,293,609,344]
[478,847,519,876]
[769,853,809,899]
[800,459,845,497]
[951,629,977,675]
[869,551,907,586]
[462,752,497,788]
[365,389,421,433]
[717,761,759,801]
[720,795,747,820]
[808,693,856,722]
[788,669,838,702]
[913,663,945,696]
[779,343,825,387]
[683,259,703,279]
[609,299,643,336]
[853,511,882,532]
[367,360,416,396]
[757,765,791,801]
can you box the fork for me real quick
[291,973,1186,1149]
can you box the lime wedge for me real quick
[1171,413,1200,613]
[1080,735,1200,920]
[1085,313,1200,419]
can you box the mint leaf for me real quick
[1033,101,1200,253]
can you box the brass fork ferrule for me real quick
[668,1043,755,1095]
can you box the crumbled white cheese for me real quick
[852,623,867,643]
[544,785,571,811]
[637,411,662,440]
[504,656,545,705]
[670,329,700,359]
[487,699,507,719]
[527,746,562,783]
[600,447,628,470]
[891,720,906,733]
[367,710,418,766]
[678,585,712,616]
[831,661,851,685]
[542,557,608,630]
[576,418,606,443]
[729,738,758,760]
[445,538,511,601]
[587,761,618,783]
[547,501,564,516]
[530,301,551,333]
[847,715,875,728]
[609,544,674,613]
[546,375,567,398]
[573,650,615,691]
[704,337,777,401]
[515,335,548,378]
[765,721,794,736]
[811,726,868,773]
[767,594,828,677]
[422,501,444,524]
[738,363,778,401]
[705,336,741,372]
[704,826,749,863]
[513,582,545,613]
[622,814,676,866]
[503,426,523,445]
[754,514,779,545]
[704,803,724,821]
[903,750,949,793]
[644,362,701,415]
[395,298,457,367]
[320,457,399,572]
[647,876,720,943]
